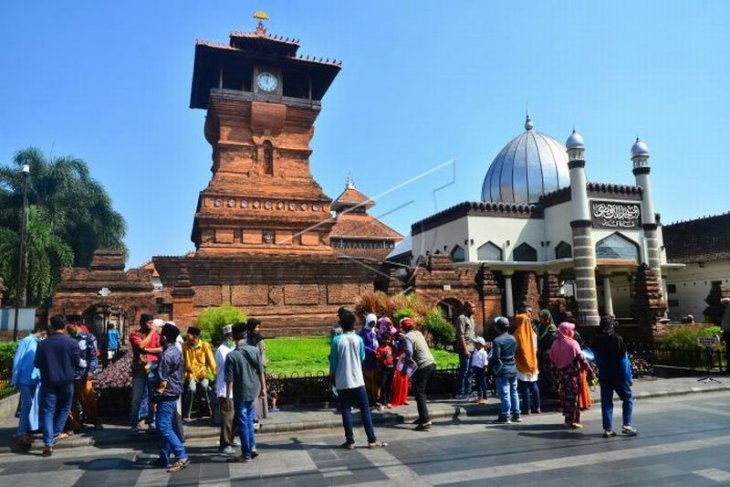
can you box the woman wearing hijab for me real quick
[514,307,541,414]
[377,316,397,342]
[592,316,637,438]
[389,318,410,407]
[535,309,558,396]
[549,321,595,428]
[360,314,380,404]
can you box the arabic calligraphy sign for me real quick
[591,201,641,229]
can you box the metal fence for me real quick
[625,341,727,374]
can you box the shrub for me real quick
[423,309,456,348]
[0,341,18,380]
[197,305,247,346]
[355,290,393,317]
[393,307,416,324]
[659,324,724,349]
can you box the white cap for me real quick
[222,324,233,335]
[475,336,486,346]
[152,318,165,329]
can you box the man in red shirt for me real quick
[129,313,162,435]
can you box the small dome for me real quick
[631,137,649,158]
[481,118,570,204]
[565,129,584,150]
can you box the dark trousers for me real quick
[518,380,541,412]
[338,386,376,444]
[218,398,238,447]
[457,352,473,395]
[413,364,436,423]
[473,367,488,399]
[379,368,394,404]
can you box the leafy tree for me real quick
[0,207,73,305]
[0,147,127,267]
[196,305,247,345]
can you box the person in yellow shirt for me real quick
[182,326,216,421]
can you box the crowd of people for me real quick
[10,302,639,473]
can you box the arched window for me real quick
[477,241,502,261]
[513,242,537,262]
[595,232,639,260]
[450,245,466,263]
[555,241,572,259]
[263,141,274,175]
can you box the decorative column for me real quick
[631,138,662,289]
[171,265,196,324]
[477,267,502,330]
[504,271,514,318]
[539,271,567,318]
[565,130,600,327]
[630,263,667,341]
[602,274,614,316]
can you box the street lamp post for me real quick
[12,164,31,341]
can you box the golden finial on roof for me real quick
[253,10,269,35]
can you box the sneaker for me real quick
[414,421,432,431]
[621,426,638,436]
[603,431,617,439]
[41,446,53,457]
[511,415,523,423]
[219,446,236,456]
[340,441,356,450]
[251,450,259,459]
[531,409,541,414]
[569,423,583,429]
[130,427,143,436]
[231,439,241,447]
[494,417,511,424]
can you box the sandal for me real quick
[55,432,71,441]
[167,458,190,472]
[367,441,388,449]
[340,441,356,450]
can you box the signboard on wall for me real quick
[591,201,641,229]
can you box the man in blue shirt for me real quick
[11,322,48,448]
[34,315,80,457]
[106,322,120,363]
[66,320,101,431]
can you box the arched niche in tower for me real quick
[262,140,274,176]
[595,232,639,261]
[513,242,538,262]
[477,241,502,261]
[555,241,572,260]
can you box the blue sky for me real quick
[2,1,728,267]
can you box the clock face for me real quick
[256,72,278,92]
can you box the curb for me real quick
[4,384,730,455]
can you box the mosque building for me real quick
[386,116,672,337]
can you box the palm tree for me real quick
[0,147,127,267]
[0,207,74,305]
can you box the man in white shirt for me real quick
[329,311,386,449]
[215,324,238,455]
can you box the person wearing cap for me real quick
[153,323,189,472]
[402,317,436,430]
[129,313,160,435]
[492,316,521,423]
[329,310,386,448]
[470,337,489,404]
[215,324,238,454]
[34,315,80,457]
[226,323,267,462]
[182,326,216,421]
[456,301,477,400]
[360,313,380,405]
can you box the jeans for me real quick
[17,384,38,436]
[496,376,520,420]
[413,364,435,423]
[457,352,473,396]
[156,398,187,466]
[129,376,147,428]
[338,386,376,444]
[473,367,488,400]
[234,399,256,460]
[40,382,74,447]
[518,380,541,412]
[600,377,634,431]
[183,378,211,418]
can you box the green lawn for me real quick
[266,336,459,376]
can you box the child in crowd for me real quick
[470,337,489,404]
[375,334,395,410]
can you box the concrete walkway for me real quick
[1,375,728,454]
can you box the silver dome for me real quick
[631,137,649,158]
[565,129,584,150]
[481,117,570,203]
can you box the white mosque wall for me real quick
[663,261,730,321]
[411,217,470,262]
[465,215,546,261]
[543,202,573,258]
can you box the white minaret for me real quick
[631,138,662,283]
[566,130,600,327]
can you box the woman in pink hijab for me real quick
[549,321,595,428]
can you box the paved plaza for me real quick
[1,390,729,486]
